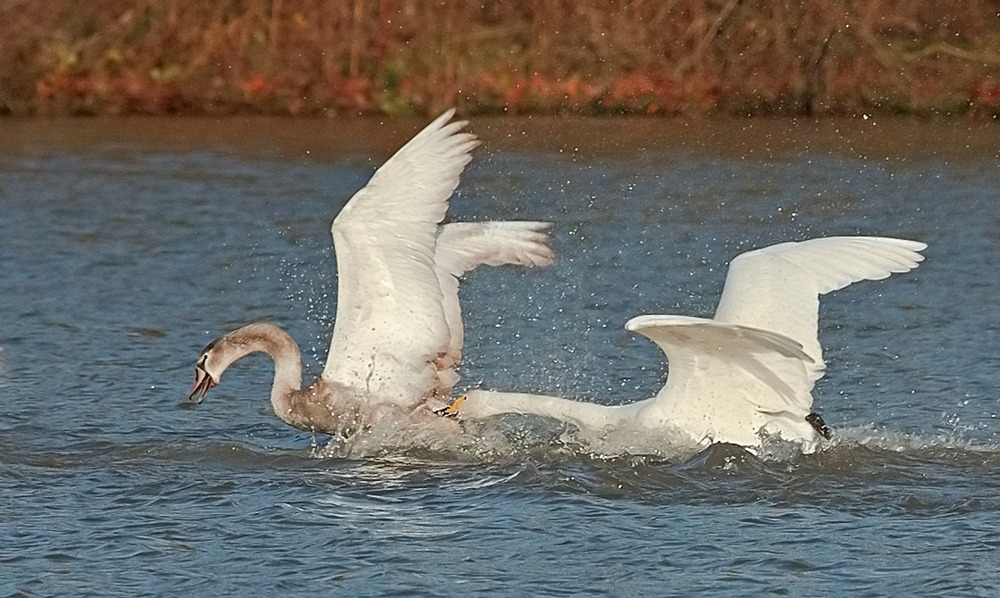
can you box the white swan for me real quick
[446,236,926,454]
[189,110,553,439]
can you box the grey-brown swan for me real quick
[445,236,926,454]
[189,109,553,440]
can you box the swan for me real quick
[188,109,554,439]
[444,236,926,454]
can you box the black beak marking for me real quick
[188,361,216,404]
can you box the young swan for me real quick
[446,236,926,455]
[189,110,554,439]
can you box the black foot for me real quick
[806,412,833,440]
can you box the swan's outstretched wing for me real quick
[435,221,555,275]
[324,110,479,405]
[432,221,555,393]
[713,237,926,383]
[625,315,818,446]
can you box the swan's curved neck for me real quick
[459,390,621,430]
[212,323,304,421]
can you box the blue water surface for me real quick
[1,116,998,595]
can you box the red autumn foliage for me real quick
[0,0,997,117]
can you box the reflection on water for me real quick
[1,116,998,595]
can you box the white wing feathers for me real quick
[434,221,555,393]
[435,221,555,276]
[334,109,478,238]
[713,237,926,381]
[625,237,925,445]
[626,316,815,421]
[452,235,924,450]
[324,110,478,404]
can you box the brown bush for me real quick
[2,0,998,117]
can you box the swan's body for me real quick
[449,236,926,453]
[190,110,553,438]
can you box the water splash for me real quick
[306,411,1000,471]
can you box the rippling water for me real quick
[1,116,998,595]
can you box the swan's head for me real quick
[189,341,222,403]
[187,322,300,404]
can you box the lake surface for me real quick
[1,115,998,595]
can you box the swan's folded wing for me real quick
[713,237,926,382]
[432,221,555,394]
[626,315,817,442]
[324,109,479,404]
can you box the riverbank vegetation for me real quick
[3,0,999,117]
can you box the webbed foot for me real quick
[434,395,467,418]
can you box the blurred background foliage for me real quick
[2,0,999,117]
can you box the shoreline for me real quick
[2,113,996,164]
